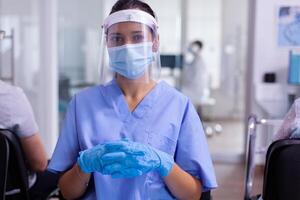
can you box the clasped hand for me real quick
[77,139,174,178]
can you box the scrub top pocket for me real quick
[147,124,178,155]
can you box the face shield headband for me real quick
[102,9,158,35]
[98,9,160,83]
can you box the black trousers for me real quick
[28,170,59,200]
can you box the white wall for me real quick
[205,0,249,119]
[248,0,300,163]
[38,0,58,157]
[251,0,300,117]
[187,0,222,89]
[58,0,103,84]
[0,0,58,157]
[253,0,298,85]
[148,0,182,54]
[220,0,248,115]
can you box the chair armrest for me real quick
[200,190,211,200]
[244,115,258,200]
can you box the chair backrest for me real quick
[200,191,211,200]
[0,132,9,200]
[0,129,30,200]
[262,139,300,200]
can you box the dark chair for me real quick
[244,115,300,200]
[0,129,30,200]
[261,138,300,200]
[200,191,211,200]
[246,138,300,200]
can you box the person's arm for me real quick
[9,87,48,172]
[58,164,91,200]
[99,140,202,198]
[48,95,90,199]
[20,133,47,172]
[172,99,217,196]
[164,163,202,200]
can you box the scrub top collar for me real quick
[100,79,165,120]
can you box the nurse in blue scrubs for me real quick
[48,0,217,199]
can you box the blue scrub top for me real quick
[48,79,217,199]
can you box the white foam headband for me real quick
[102,9,158,34]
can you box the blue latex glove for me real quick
[77,144,107,173]
[100,140,174,178]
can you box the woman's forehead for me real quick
[107,22,150,35]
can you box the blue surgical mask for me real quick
[108,42,154,79]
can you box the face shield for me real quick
[99,9,161,84]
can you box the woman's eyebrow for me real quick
[108,32,122,36]
[131,31,143,34]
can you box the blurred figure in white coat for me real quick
[181,40,212,113]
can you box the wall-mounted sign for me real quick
[278,6,300,47]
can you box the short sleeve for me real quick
[48,96,80,173]
[273,103,296,140]
[9,88,39,138]
[175,100,217,191]
[274,98,300,140]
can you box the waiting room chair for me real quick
[0,129,30,200]
[0,129,62,200]
[244,115,300,200]
[260,139,300,200]
[200,191,211,200]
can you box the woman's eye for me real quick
[133,35,144,42]
[110,36,123,44]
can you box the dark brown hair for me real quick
[192,40,203,49]
[110,0,156,18]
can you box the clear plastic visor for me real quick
[99,21,161,84]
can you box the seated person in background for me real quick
[0,80,58,199]
[274,98,300,140]
[0,80,47,171]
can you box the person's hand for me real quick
[100,140,174,178]
[77,144,107,173]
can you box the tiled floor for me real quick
[212,162,264,200]
[205,119,264,200]
[206,120,245,156]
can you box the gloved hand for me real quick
[77,144,107,173]
[100,140,174,178]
